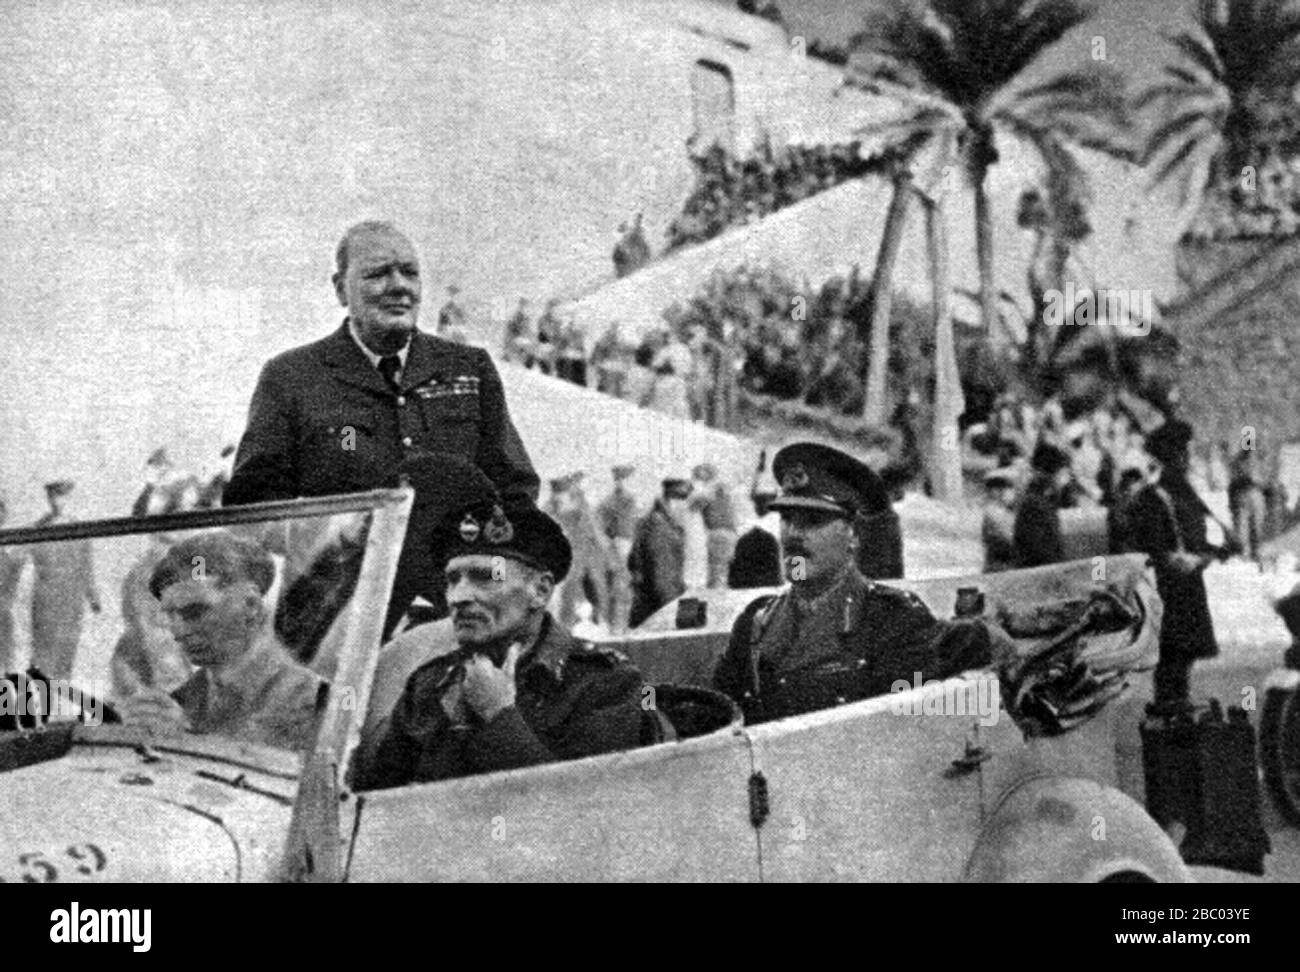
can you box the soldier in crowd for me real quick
[0,493,27,672]
[557,317,588,386]
[628,478,692,628]
[1012,442,1073,568]
[547,473,609,631]
[29,481,101,681]
[591,322,632,399]
[502,296,537,367]
[352,499,653,789]
[690,463,738,588]
[612,213,651,278]
[596,465,639,634]
[221,221,538,635]
[1128,421,1236,715]
[712,443,1011,725]
[980,467,1019,573]
[1228,446,1267,562]
[533,298,561,376]
[120,531,327,752]
[436,284,467,342]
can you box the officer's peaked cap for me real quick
[768,442,888,518]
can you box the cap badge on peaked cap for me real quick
[484,505,515,544]
[782,464,810,492]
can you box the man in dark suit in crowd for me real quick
[223,222,539,631]
[628,478,692,628]
[1012,442,1072,568]
[1128,420,1234,714]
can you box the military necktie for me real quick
[377,355,402,394]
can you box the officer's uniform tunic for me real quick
[356,615,648,789]
[713,568,992,725]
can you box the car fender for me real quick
[962,775,1191,883]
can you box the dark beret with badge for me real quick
[438,499,573,581]
[767,442,888,518]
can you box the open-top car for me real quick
[0,491,1190,881]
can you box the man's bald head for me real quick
[335,221,410,277]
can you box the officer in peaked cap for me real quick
[354,498,655,789]
[713,441,1011,725]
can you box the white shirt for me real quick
[347,317,411,383]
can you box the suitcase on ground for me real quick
[1140,699,1271,875]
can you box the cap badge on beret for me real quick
[459,513,482,543]
[484,505,514,544]
[782,464,810,492]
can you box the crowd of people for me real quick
[971,393,1295,573]
[538,462,753,637]
[664,139,879,253]
[0,444,239,692]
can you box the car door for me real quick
[746,678,988,882]
[347,728,761,882]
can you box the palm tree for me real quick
[1135,0,1300,219]
[845,0,1130,423]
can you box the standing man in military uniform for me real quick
[352,500,653,789]
[224,222,537,509]
[1012,442,1072,568]
[222,221,539,634]
[30,481,101,681]
[690,463,738,588]
[1128,420,1234,714]
[628,478,692,628]
[713,443,1005,725]
[596,465,639,634]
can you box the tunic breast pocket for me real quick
[305,414,381,488]
[418,392,481,451]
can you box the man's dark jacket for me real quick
[1012,476,1065,568]
[1128,474,1219,662]
[224,323,538,506]
[353,615,648,790]
[627,501,686,628]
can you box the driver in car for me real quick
[713,442,1012,725]
[353,499,652,790]
[119,531,327,751]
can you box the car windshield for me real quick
[0,491,410,756]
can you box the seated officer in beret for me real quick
[121,532,327,752]
[353,500,653,790]
[713,442,1009,725]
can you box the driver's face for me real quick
[445,555,546,651]
[779,508,855,587]
[334,228,422,355]
[159,578,261,669]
